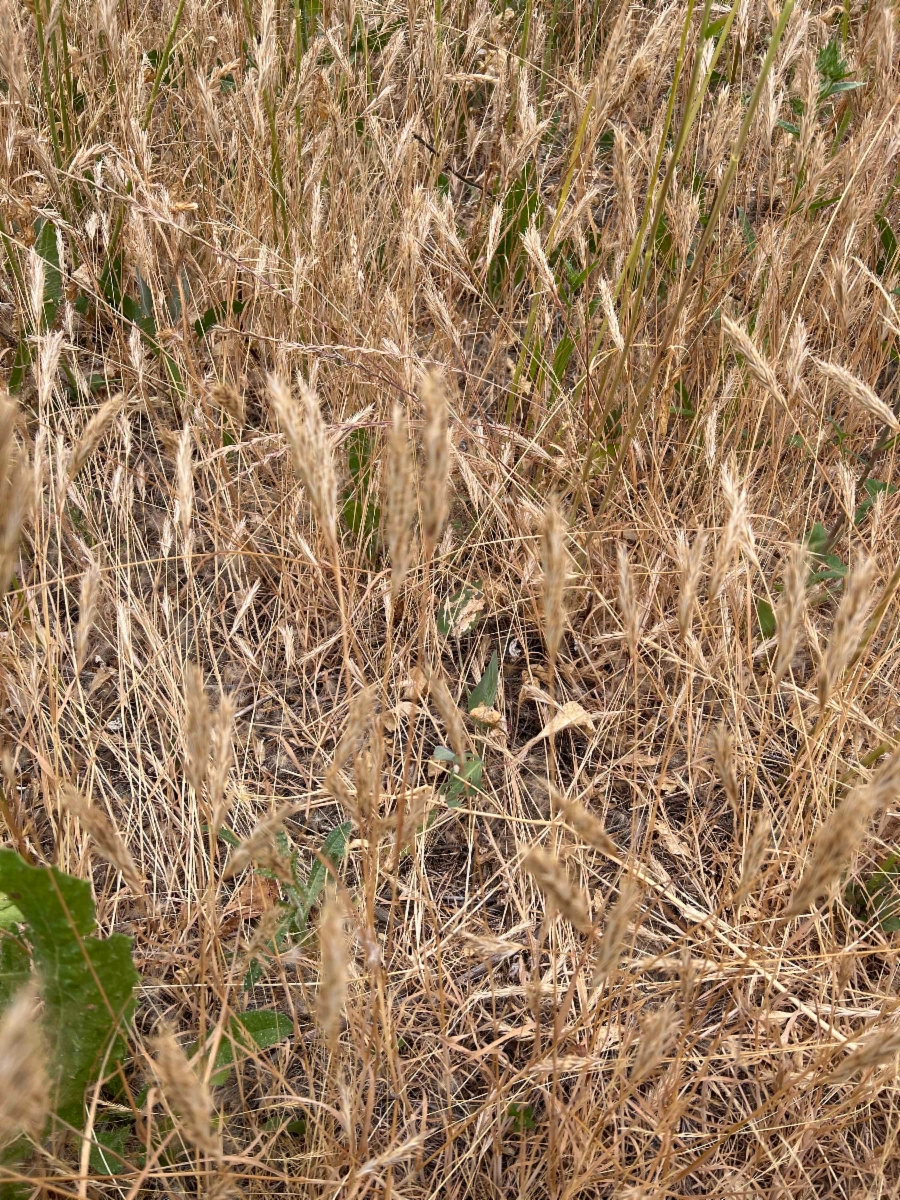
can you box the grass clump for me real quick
[0,0,900,1194]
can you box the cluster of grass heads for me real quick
[1,0,900,1194]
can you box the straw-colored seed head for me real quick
[429,673,467,764]
[184,663,212,795]
[208,693,236,831]
[731,813,771,906]
[675,528,707,640]
[617,543,641,655]
[827,1022,900,1083]
[317,889,349,1049]
[541,497,567,662]
[223,803,298,880]
[0,984,49,1147]
[60,784,144,894]
[68,394,125,481]
[384,403,415,600]
[268,374,337,543]
[419,371,449,556]
[522,845,592,932]
[815,359,899,431]
[210,381,245,426]
[711,725,740,816]
[175,424,193,540]
[563,798,617,858]
[591,880,640,987]
[708,462,750,603]
[786,787,878,917]
[630,1001,678,1085]
[818,557,877,710]
[722,314,783,401]
[152,1026,218,1157]
[75,557,102,673]
[773,543,808,684]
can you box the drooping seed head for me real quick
[59,784,144,894]
[522,845,592,933]
[818,557,877,710]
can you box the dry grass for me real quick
[1,0,900,1194]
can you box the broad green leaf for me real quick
[444,753,483,807]
[194,1009,293,1085]
[90,1124,131,1175]
[755,598,776,640]
[34,218,62,330]
[467,651,499,712]
[0,849,138,1126]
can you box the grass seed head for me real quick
[731,813,771,906]
[815,359,899,432]
[317,889,349,1050]
[60,784,144,894]
[0,984,49,1147]
[68,394,125,481]
[786,788,878,917]
[75,557,102,674]
[818,557,877,710]
[184,663,212,795]
[522,845,592,933]
[828,1023,900,1083]
[563,797,618,858]
[152,1026,218,1157]
[592,880,640,987]
[541,497,567,662]
[268,374,337,544]
[773,543,808,683]
[420,371,449,557]
[676,528,707,640]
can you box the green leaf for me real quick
[34,218,62,331]
[291,822,352,931]
[467,651,499,713]
[0,850,138,1127]
[756,598,776,640]
[341,429,380,545]
[876,213,898,276]
[0,893,23,928]
[443,753,483,807]
[90,1124,131,1175]
[196,1009,293,1086]
[508,1102,536,1131]
[703,14,727,37]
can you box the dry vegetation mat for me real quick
[1,0,900,1194]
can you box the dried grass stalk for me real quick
[384,403,415,600]
[184,663,211,795]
